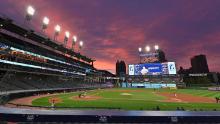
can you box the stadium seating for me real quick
[0,70,103,92]
[0,16,107,94]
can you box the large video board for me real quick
[128,62,176,75]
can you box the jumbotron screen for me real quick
[128,62,176,75]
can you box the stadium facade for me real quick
[0,15,112,92]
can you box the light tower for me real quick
[54,25,61,40]
[72,35,77,50]
[154,45,159,50]
[42,17,49,31]
[79,41,83,52]
[64,31,70,47]
[145,45,150,52]
[25,5,35,21]
[138,47,142,53]
[138,47,142,63]
[0,23,3,30]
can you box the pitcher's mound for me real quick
[72,95,102,101]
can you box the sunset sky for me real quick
[1,0,220,73]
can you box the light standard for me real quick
[42,16,49,31]
[145,45,150,52]
[0,23,3,30]
[154,45,159,50]
[79,41,83,52]
[54,25,61,40]
[64,31,70,47]
[138,47,142,63]
[25,5,35,21]
[72,35,77,51]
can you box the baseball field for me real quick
[11,88,220,111]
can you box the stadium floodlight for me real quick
[72,35,77,50]
[138,47,142,64]
[27,6,35,16]
[65,31,70,38]
[79,41,83,50]
[145,46,150,52]
[54,25,61,40]
[26,5,35,21]
[138,47,142,52]
[64,31,70,46]
[73,35,77,43]
[154,45,159,50]
[55,25,61,33]
[42,17,49,30]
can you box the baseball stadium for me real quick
[0,3,220,124]
[9,88,220,111]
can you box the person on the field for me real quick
[156,106,160,111]
[51,99,55,109]
[79,93,82,98]
[84,91,87,96]
[215,97,219,103]
[180,107,185,111]
[78,91,86,98]
[176,107,180,111]
[174,92,177,97]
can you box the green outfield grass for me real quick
[32,88,220,111]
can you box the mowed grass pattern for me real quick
[32,88,220,111]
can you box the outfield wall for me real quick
[121,82,176,88]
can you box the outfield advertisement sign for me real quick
[128,62,176,75]
[167,62,176,74]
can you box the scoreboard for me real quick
[128,62,176,75]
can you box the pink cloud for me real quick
[1,0,220,73]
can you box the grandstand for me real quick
[0,15,105,92]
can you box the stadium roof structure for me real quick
[0,15,95,64]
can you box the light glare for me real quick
[138,47,142,52]
[79,41,83,46]
[65,31,70,38]
[154,45,159,50]
[27,6,35,16]
[55,25,61,32]
[145,46,150,52]
[43,17,49,25]
[73,36,77,42]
